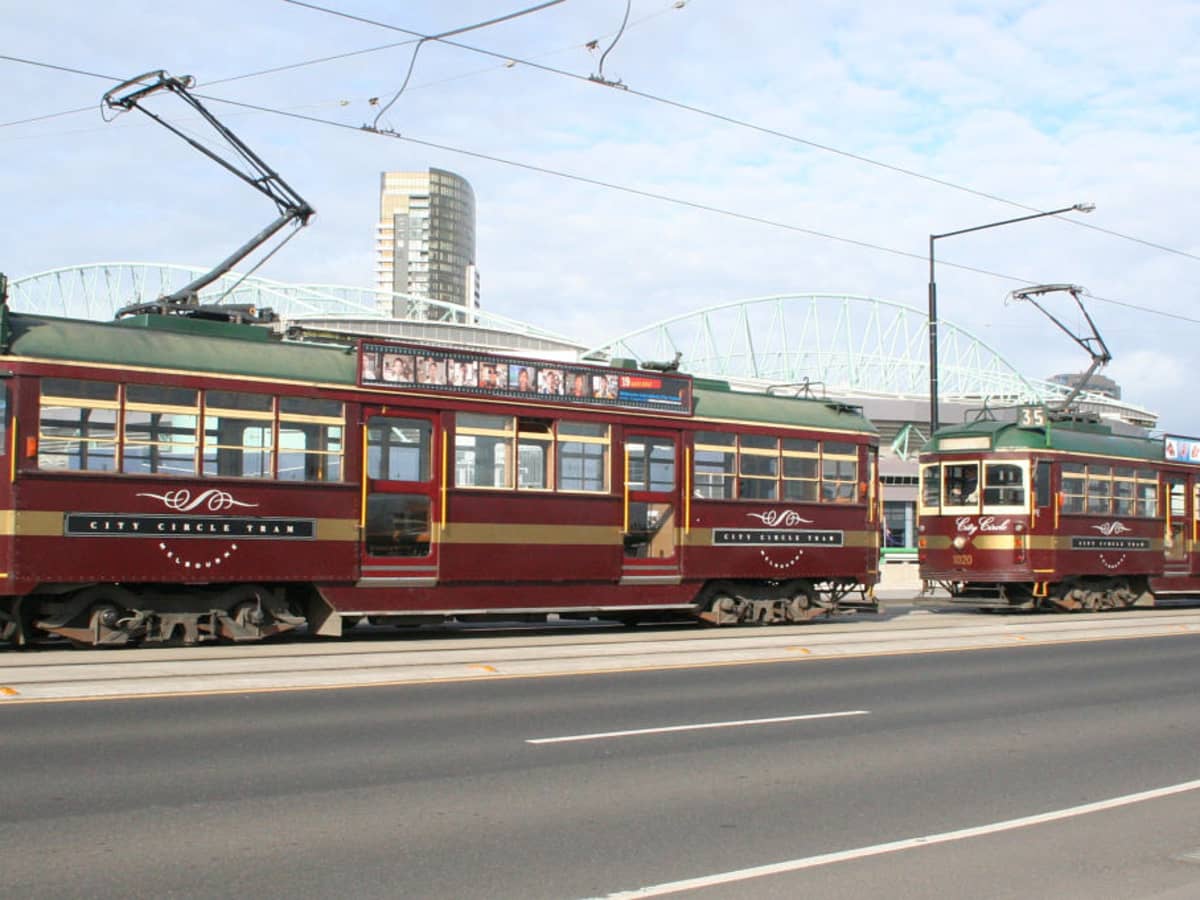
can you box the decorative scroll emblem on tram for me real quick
[136,489,259,512]
[714,510,843,571]
[745,510,814,527]
[1071,519,1147,553]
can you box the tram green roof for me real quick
[691,382,875,434]
[1,311,875,435]
[5,311,361,384]
[926,417,1163,462]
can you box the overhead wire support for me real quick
[101,70,314,319]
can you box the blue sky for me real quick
[4,0,1200,433]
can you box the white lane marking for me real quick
[526,710,869,745]
[596,777,1200,898]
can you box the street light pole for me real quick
[927,202,1095,434]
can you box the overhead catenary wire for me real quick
[192,90,1200,327]
[282,0,1200,266]
[367,0,567,128]
[3,48,1199,325]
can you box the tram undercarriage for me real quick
[928,576,1156,612]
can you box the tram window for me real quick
[455,413,514,489]
[365,494,431,557]
[921,464,941,510]
[739,435,779,501]
[782,439,819,503]
[123,385,199,476]
[278,397,344,482]
[367,417,431,482]
[624,501,675,559]
[626,437,675,492]
[1112,467,1136,515]
[693,431,735,499]
[822,443,859,503]
[942,463,979,507]
[1061,462,1086,514]
[1035,461,1052,508]
[983,463,1024,507]
[1086,464,1112,514]
[518,420,553,491]
[38,379,118,472]
[1169,481,1186,517]
[1136,470,1159,517]
[204,392,274,479]
[0,385,7,452]
[558,421,609,493]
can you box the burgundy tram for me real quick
[918,412,1200,610]
[0,307,880,647]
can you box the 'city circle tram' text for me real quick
[64,514,316,539]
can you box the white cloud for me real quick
[5,0,1200,435]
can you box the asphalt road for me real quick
[3,636,1200,899]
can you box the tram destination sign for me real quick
[358,341,693,416]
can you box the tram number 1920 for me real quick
[952,553,974,566]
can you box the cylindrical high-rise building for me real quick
[375,169,479,319]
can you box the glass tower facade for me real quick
[375,169,479,320]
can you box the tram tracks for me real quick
[2,608,1199,703]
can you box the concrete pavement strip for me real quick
[1,610,1198,702]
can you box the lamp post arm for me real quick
[926,202,1093,437]
[931,204,1087,241]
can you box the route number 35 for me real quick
[1018,406,1046,428]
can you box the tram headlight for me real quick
[952,535,968,550]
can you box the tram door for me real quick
[359,411,440,586]
[1164,475,1189,576]
[621,431,682,583]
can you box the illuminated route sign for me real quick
[358,341,693,415]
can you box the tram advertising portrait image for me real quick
[0,303,882,648]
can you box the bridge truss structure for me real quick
[584,293,1156,428]
[5,268,1156,428]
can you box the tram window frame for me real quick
[454,413,515,489]
[738,434,779,501]
[557,421,610,494]
[366,416,431,483]
[626,436,676,492]
[517,418,554,491]
[1035,460,1053,509]
[37,378,119,473]
[277,396,345,483]
[781,438,819,503]
[919,463,941,514]
[1060,462,1159,518]
[821,441,859,504]
[122,385,200,477]
[203,391,275,479]
[941,462,980,512]
[693,431,736,500]
[982,461,1028,512]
